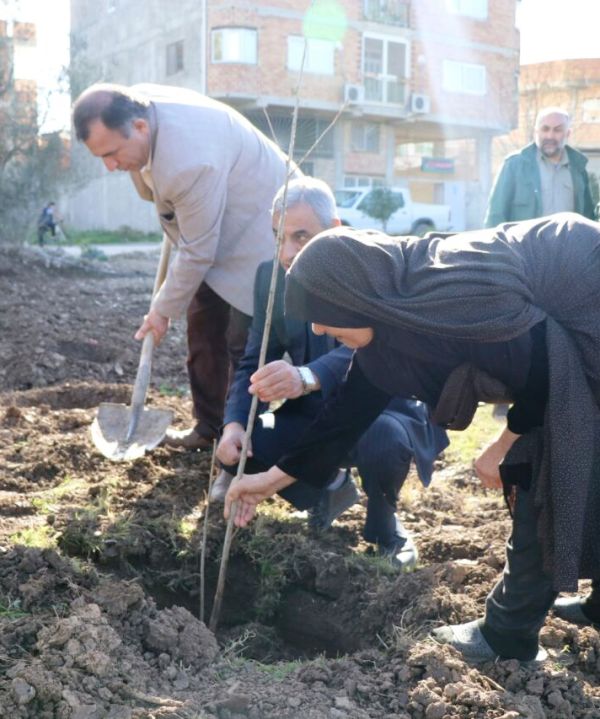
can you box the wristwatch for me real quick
[297,366,319,395]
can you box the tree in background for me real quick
[358,187,403,233]
[0,17,66,244]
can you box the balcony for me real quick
[363,0,409,27]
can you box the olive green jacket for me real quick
[484,142,594,228]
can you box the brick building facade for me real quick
[492,59,600,204]
[69,0,521,231]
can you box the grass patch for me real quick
[344,551,403,577]
[66,228,161,246]
[31,476,89,514]
[443,404,501,467]
[158,383,188,398]
[11,525,58,549]
[0,599,28,620]
[238,515,311,620]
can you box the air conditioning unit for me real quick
[410,93,431,114]
[344,83,365,105]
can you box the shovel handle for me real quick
[125,238,172,441]
[126,332,155,441]
[131,331,155,408]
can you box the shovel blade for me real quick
[91,402,173,461]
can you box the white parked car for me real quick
[335,187,452,235]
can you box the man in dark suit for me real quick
[215,177,448,570]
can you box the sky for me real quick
[6,0,71,132]
[5,0,600,132]
[517,0,600,65]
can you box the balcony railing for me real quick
[364,76,407,105]
[363,0,409,27]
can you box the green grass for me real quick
[157,383,188,397]
[11,525,58,549]
[0,600,28,620]
[28,226,162,247]
[67,228,161,246]
[443,404,502,467]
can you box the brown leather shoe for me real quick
[164,427,214,450]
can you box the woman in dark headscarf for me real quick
[225,212,600,663]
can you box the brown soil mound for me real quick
[1,244,599,719]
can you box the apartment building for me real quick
[492,59,600,202]
[69,0,520,231]
[0,19,38,130]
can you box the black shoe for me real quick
[307,472,359,530]
[432,620,548,664]
[378,533,419,572]
[553,596,600,627]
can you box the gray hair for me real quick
[272,177,338,227]
[535,107,571,129]
[72,83,150,141]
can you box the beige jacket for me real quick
[130,84,295,318]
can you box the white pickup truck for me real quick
[335,187,452,235]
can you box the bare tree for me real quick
[0,18,66,243]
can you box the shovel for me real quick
[91,238,174,461]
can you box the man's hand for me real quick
[216,422,251,465]
[224,466,296,527]
[249,360,319,402]
[474,426,519,490]
[134,307,170,345]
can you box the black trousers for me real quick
[482,485,558,660]
[224,405,413,545]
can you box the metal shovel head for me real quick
[91,402,174,461]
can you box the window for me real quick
[363,0,409,26]
[342,175,385,189]
[442,59,486,95]
[212,28,257,64]
[351,122,380,153]
[166,40,184,76]
[445,0,487,19]
[287,36,335,75]
[245,113,334,159]
[397,142,435,157]
[362,36,408,104]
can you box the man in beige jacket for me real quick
[73,83,296,449]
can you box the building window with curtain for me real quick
[351,122,381,153]
[212,27,257,64]
[362,35,408,104]
[442,59,486,95]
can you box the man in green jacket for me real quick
[484,107,595,228]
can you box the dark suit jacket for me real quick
[225,261,350,427]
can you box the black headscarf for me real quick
[285,213,600,591]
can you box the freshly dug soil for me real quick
[1,244,600,719]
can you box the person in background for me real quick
[37,202,56,245]
[484,107,594,228]
[216,177,448,569]
[72,83,298,450]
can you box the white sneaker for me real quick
[209,470,234,502]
